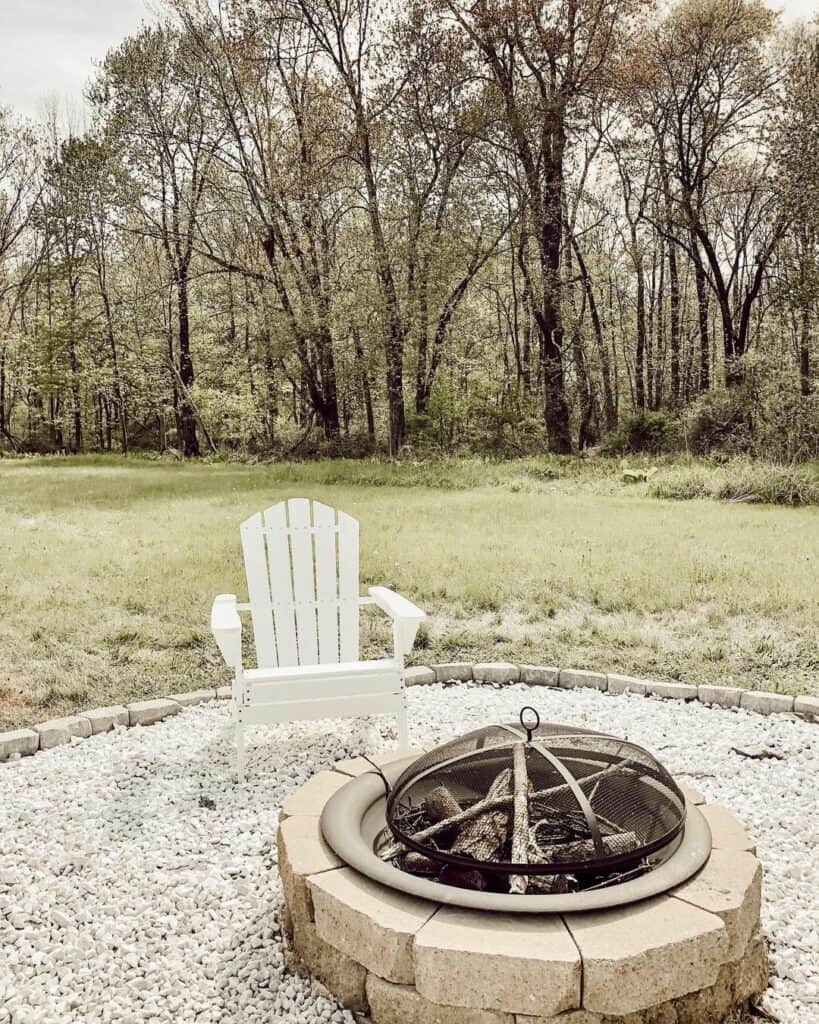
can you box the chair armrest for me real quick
[211,594,242,668]
[368,586,426,657]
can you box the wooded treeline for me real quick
[0,0,817,459]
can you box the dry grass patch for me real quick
[0,457,816,730]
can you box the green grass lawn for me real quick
[0,455,817,731]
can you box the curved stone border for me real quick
[0,686,231,762]
[1,661,815,763]
[279,749,768,1024]
[407,663,818,720]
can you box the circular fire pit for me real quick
[278,742,767,1023]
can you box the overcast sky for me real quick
[1,0,817,120]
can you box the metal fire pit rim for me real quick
[320,756,713,914]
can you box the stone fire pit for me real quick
[278,748,767,1024]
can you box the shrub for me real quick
[714,461,819,505]
[602,411,679,455]
[651,459,819,506]
[683,388,754,455]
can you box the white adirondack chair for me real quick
[210,498,425,781]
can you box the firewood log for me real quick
[509,743,530,894]
[424,785,463,823]
[450,768,512,863]
[526,873,571,895]
[533,830,639,863]
[400,852,440,875]
[439,866,488,890]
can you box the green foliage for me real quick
[683,389,754,455]
[601,411,680,455]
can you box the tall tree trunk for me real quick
[668,239,681,405]
[571,237,617,431]
[630,223,647,411]
[262,337,277,446]
[690,229,710,392]
[537,126,572,454]
[176,271,200,458]
[101,290,127,453]
[68,284,83,453]
[354,327,375,438]
[799,304,812,397]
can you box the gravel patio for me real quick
[0,684,817,1024]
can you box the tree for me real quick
[648,0,785,386]
[445,0,647,452]
[92,25,218,456]
[0,108,42,449]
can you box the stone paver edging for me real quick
[279,748,769,1024]
[1,662,816,763]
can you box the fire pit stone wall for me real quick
[277,748,768,1024]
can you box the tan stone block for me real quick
[794,695,819,719]
[310,867,436,984]
[166,688,217,706]
[216,685,232,699]
[367,974,514,1024]
[740,690,794,715]
[607,674,647,696]
[671,849,761,961]
[559,668,607,692]
[80,706,129,734]
[35,715,92,749]
[697,685,743,708]
[280,900,293,941]
[414,907,581,1017]
[280,770,348,820]
[474,662,521,684]
[669,957,738,1024]
[645,680,698,701]
[433,662,474,682]
[0,728,39,760]
[127,698,181,727]
[564,895,727,1016]
[289,916,368,1013]
[733,930,768,1004]
[519,665,560,686]
[678,783,706,805]
[277,815,341,930]
[405,666,436,687]
[700,804,756,854]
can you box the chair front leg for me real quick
[397,689,409,748]
[234,666,247,784]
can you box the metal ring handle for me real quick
[519,706,540,742]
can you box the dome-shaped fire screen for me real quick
[381,710,686,892]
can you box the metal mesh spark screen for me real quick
[383,717,686,880]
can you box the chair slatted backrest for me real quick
[240,498,360,668]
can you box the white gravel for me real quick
[1,683,817,1024]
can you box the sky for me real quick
[0,0,817,120]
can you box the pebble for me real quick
[0,685,817,1023]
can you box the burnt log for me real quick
[532,830,639,863]
[425,785,463,822]
[450,768,512,863]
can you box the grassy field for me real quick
[0,455,817,731]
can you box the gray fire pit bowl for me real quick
[320,756,712,913]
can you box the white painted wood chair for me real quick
[210,498,425,781]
